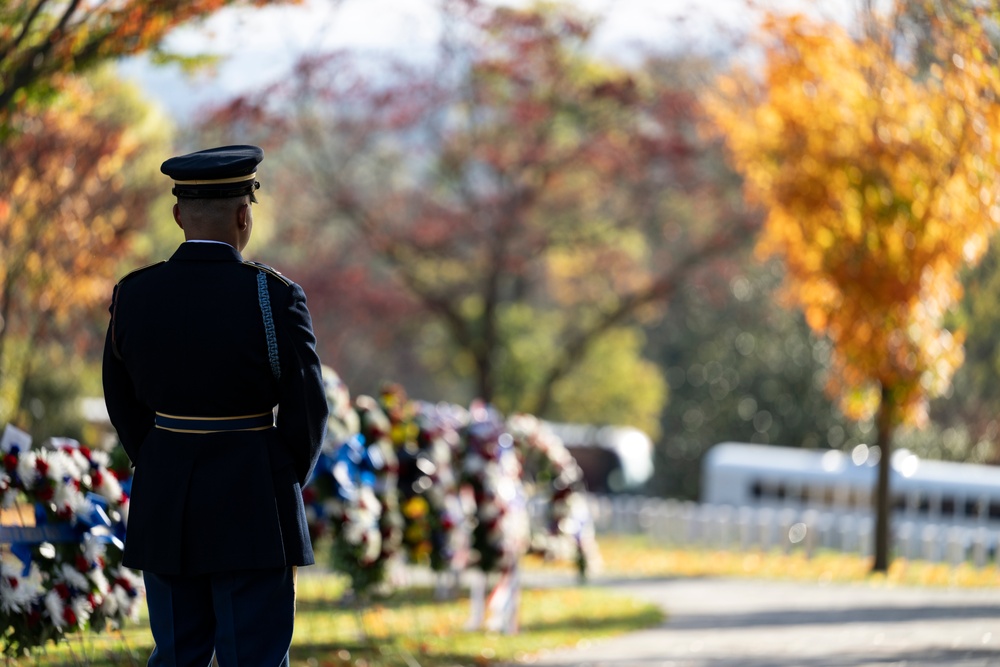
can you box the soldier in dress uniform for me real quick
[102,145,329,666]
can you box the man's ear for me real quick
[236,203,249,231]
[173,203,183,230]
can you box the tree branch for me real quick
[531,213,760,415]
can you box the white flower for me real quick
[60,563,91,592]
[95,471,123,504]
[343,514,366,545]
[360,529,382,564]
[43,449,68,482]
[357,487,382,515]
[89,450,111,468]
[16,451,38,488]
[83,536,108,567]
[99,587,120,617]
[480,503,501,522]
[115,567,145,596]
[54,483,88,518]
[67,449,91,478]
[44,590,67,629]
[70,596,92,628]
[88,567,111,597]
[0,563,42,613]
[118,586,141,622]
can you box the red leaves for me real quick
[208,0,745,410]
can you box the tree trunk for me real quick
[872,383,894,573]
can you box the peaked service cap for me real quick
[160,145,263,199]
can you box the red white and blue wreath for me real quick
[0,424,140,656]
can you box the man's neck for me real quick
[185,239,235,248]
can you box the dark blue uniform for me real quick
[103,240,329,664]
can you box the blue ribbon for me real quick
[1,493,125,575]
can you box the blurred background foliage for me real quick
[2,0,1000,502]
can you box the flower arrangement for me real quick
[312,367,402,598]
[381,385,472,575]
[460,403,530,575]
[405,401,473,575]
[506,414,602,579]
[323,434,387,597]
[352,394,403,590]
[0,425,140,657]
[312,366,601,601]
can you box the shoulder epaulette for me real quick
[117,261,166,284]
[242,260,292,287]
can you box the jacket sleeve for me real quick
[102,283,153,465]
[275,282,329,485]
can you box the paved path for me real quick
[527,576,1000,667]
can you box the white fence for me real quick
[585,494,1000,568]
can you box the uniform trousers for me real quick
[143,567,295,667]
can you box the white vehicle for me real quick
[545,422,654,494]
[702,442,1000,529]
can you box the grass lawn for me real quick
[12,562,662,666]
[11,534,1000,665]
[590,534,1000,588]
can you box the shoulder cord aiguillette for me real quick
[256,271,281,381]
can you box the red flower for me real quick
[3,454,17,472]
[79,446,92,459]
[35,458,49,475]
[91,470,104,488]
[63,606,77,626]
[75,554,91,572]
[115,577,134,595]
[7,576,17,589]
[54,583,70,599]
[36,484,54,502]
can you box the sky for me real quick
[117,0,859,124]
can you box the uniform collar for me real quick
[171,241,244,263]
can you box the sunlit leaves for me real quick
[0,0,299,126]
[706,6,1000,426]
[0,69,166,423]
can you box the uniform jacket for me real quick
[102,241,329,575]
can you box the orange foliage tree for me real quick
[0,0,299,128]
[0,0,302,430]
[0,71,166,426]
[706,3,1000,570]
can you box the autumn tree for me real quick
[0,68,170,428]
[0,0,302,131]
[706,2,1000,571]
[209,0,755,433]
[0,0,316,435]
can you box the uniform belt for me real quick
[154,411,275,434]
